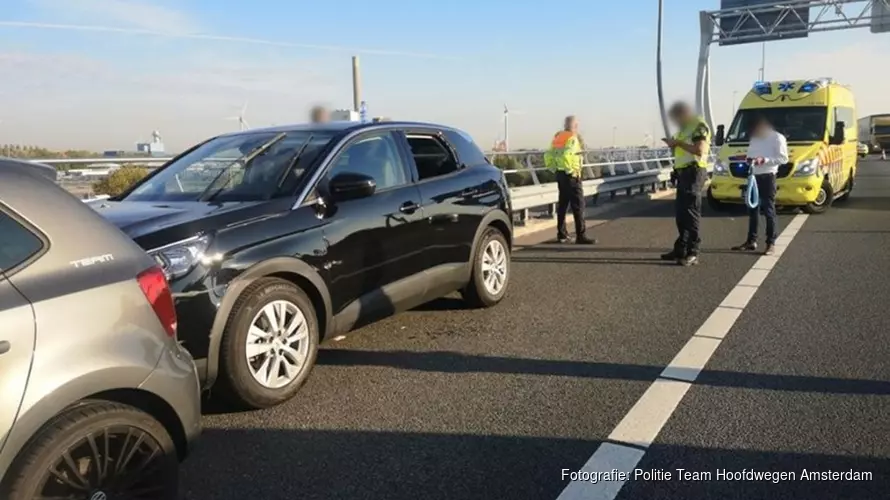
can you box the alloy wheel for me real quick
[245,300,311,389]
[35,425,171,499]
[481,239,508,295]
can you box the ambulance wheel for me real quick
[706,188,728,212]
[803,182,833,214]
[835,171,854,203]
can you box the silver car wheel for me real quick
[481,239,507,295]
[245,299,310,389]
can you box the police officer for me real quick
[545,115,595,244]
[661,102,711,266]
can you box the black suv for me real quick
[93,121,513,408]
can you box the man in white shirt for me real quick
[732,114,788,255]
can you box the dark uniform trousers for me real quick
[673,165,708,257]
[556,171,586,239]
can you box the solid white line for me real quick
[557,444,646,500]
[607,379,692,446]
[660,337,723,382]
[752,255,779,270]
[555,213,809,500]
[694,306,742,340]
[738,268,770,287]
[719,285,758,309]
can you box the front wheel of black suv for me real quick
[218,277,319,409]
[462,226,510,308]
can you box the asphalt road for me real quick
[181,160,890,500]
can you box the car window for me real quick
[0,209,44,274]
[405,134,460,180]
[124,131,335,202]
[328,133,408,191]
[444,129,489,166]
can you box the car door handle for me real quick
[0,341,10,355]
[399,201,420,214]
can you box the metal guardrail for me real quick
[82,194,111,203]
[39,157,171,165]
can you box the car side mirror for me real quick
[329,172,376,201]
[830,122,845,145]
[715,124,726,147]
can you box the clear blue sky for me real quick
[1,0,886,151]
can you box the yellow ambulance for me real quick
[709,78,858,214]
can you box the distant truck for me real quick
[857,114,890,152]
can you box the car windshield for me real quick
[122,131,335,202]
[726,107,828,143]
[874,125,890,135]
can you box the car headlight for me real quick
[148,234,212,280]
[713,161,729,176]
[793,158,820,177]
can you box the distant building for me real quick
[330,109,360,122]
[136,130,166,157]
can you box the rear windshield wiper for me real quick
[198,132,287,202]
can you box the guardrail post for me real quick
[526,154,541,185]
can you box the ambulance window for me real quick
[834,107,855,131]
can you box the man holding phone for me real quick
[660,101,711,267]
[732,114,788,255]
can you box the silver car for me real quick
[0,159,201,499]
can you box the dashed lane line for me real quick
[556,213,809,500]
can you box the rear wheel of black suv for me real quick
[462,227,510,308]
[218,277,319,409]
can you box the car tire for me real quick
[803,181,833,214]
[0,401,178,500]
[218,277,319,409]
[706,187,728,212]
[461,226,510,308]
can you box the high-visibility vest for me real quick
[544,131,582,176]
[673,117,711,169]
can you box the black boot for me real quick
[661,250,684,261]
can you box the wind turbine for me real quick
[226,102,250,131]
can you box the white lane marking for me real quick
[752,255,779,270]
[558,444,646,500]
[738,268,770,287]
[694,306,742,340]
[556,213,808,500]
[607,378,692,446]
[660,337,723,382]
[719,285,758,309]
